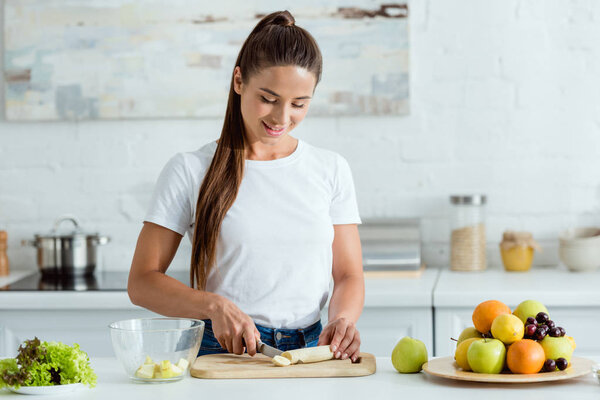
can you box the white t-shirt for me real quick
[144,139,361,329]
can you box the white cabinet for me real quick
[356,306,433,357]
[0,270,440,358]
[0,291,160,357]
[0,309,158,357]
[323,269,439,357]
[1,306,433,358]
[3,306,433,358]
[433,269,600,357]
[4,268,598,359]
[434,307,473,357]
[322,306,433,357]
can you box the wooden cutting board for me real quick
[191,352,376,379]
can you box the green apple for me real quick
[391,336,428,373]
[541,336,573,363]
[457,327,483,344]
[466,339,506,374]
[513,300,549,324]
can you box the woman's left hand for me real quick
[317,317,361,363]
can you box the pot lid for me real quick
[34,215,99,239]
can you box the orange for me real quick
[506,339,545,374]
[472,300,511,334]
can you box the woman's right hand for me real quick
[210,297,261,356]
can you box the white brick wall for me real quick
[1,0,599,272]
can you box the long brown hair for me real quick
[190,11,323,290]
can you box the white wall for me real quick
[1,0,599,272]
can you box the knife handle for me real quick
[241,338,261,348]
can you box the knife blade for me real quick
[241,338,283,358]
[256,340,283,358]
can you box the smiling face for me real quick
[233,65,317,149]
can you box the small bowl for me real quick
[559,227,600,247]
[109,318,204,383]
[559,245,600,272]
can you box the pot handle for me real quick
[21,239,38,247]
[53,214,81,232]
[93,236,111,246]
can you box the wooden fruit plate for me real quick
[423,356,594,383]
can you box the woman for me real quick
[128,10,364,363]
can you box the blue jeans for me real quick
[198,319,322,356]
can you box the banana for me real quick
[271,355,291,367]
[280,345,334,365]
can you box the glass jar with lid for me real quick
[449,195,487,271]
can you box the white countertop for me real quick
[1,356,598,399]
[434,267,600,307]
[0,270,33,288]
[0,269,440,309]
[4,266,599,310]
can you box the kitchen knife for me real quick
[256,340,283,358]
[241,338,283,357]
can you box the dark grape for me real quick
[536,325,549,337]
[534,327,547,341]
[536,312,549,324]
[543,359,556,372]
[549,327,561,337]
[546,320,556,329]
[525,324,537,336]
[482,331,493,338]
[556,358,568,371]
[526,317,538,326]
[558,327,566,337]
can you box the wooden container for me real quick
[0,231,9,276]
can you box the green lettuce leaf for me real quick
[0,337,96,388]
[32,341,97,387]
[0,358,20,389]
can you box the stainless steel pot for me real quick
[22,215,110,276]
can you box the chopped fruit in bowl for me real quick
[109,318,203,383]
[134,357,189,380]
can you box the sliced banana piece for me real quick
[272,355,292,367]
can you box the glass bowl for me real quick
[109,318,204,383]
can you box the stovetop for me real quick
[0,271,190,291]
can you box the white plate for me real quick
[8,383,83,395]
